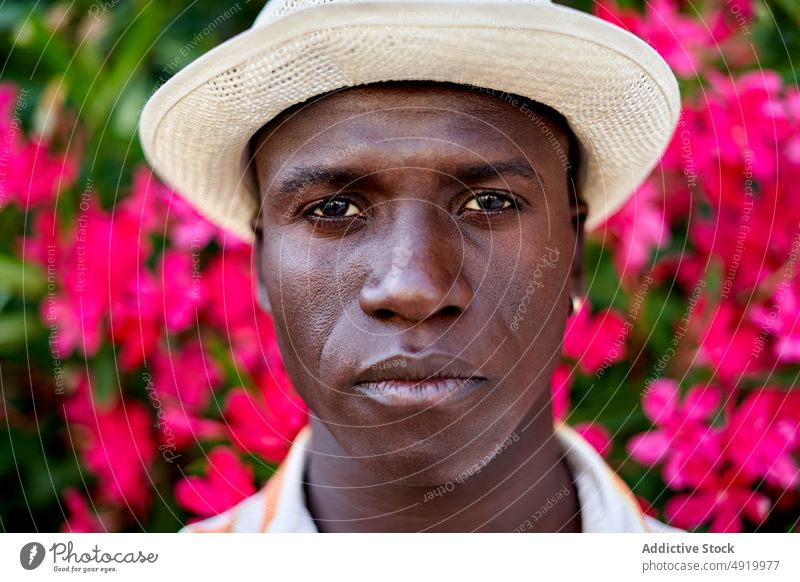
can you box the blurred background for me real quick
[1,0,799,532]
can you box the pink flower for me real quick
[750,283,800,364]
[65,391,157,513]
[596,1,755,79]
[227,319,282,375]
[18,210,60,267]
[627,380,723,489]
[225,367,307,463]
[201,247,259,329]
[175,447,256,518]
[61,488,105,533]
[664,468,770,532]
[124,165,248,250]
[109,271,162,370]
[595,0,711,77]
[683,72,800,296]
[257,366,308,434]
[124,167,170,236]
[724,390,799,490]
[602,178,669,278]
[166,192,218,250]
[574,422,612,458]
[158,249,204,333]
[636,495,659,519]
[696,301,764,384]
[47,202,156,362]
[563,301,627,374]
[550,364,572,421]
[152,339,222,412]
[160,404,225,450]
[0,84,76,209]
[43,203,113,358]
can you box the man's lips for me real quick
[351,353,487,408]
[353,377,486,408]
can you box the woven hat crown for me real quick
[254,0,553,27]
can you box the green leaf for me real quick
[0,310,44,352]
[0,255,46,299]
[90,352,119,407]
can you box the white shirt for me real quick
[182,423,680,533]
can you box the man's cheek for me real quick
[268,246,366,366]
[502,265,568,337]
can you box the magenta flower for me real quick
[158,249,204,333]
[18,211,61,268]
[696,301,764,384]
[595,0,709,77]
[227,318,283,375]
[574,422,612,458]
[61,488,105,533]
[724,390,799,490]
[596,0,755,78]
[563,300,627,374]
[550,364,571,421]
[46,202,157,363]
[65,392,157,513]
[225,366,307,463]
[686,72,800,295]
[664,468,770,532]
[258,366,308,434]
[0,83,76,209]
[602,178,669,277]
[44,202,115,358]
[627,379,723,489]
[125,165,248,250]
[152,339,222,412]
[750,284,800,364]
[160,404,225,450]
[175,447,256,518]
[109,271,162,370]
[124,167,169,235]
[201,247,258,330]
[166,191,218,250]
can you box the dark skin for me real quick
[250,81,587,532]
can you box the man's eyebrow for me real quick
[272,166,363,195]
[451,160,543,185]
[270,159,543,195]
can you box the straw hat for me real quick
[139,0,680,242]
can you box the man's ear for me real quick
[568,180,588,304]
[252,213,272,314]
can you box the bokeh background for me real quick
[1,0,799,533]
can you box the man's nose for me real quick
[358,214,474,323]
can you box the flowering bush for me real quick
[0,0,798,532]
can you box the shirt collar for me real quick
[261,423,653,533]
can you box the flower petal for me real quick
[642,380,678,424]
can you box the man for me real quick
[140,0,681,532]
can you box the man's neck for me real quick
[304,410,582,532]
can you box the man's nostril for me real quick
[439,305,462,317]
[374,308,394,319]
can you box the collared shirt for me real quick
[181,423,680,533]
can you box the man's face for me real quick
[252,82,580,485]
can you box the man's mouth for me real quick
[351,353,487,408]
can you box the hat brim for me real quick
[139,1,680,242]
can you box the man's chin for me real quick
[342,433,518,489]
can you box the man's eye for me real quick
[462,192,518,212]
[307,197,362,218]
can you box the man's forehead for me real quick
[253,81,570,150]
[289,81,537,113]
